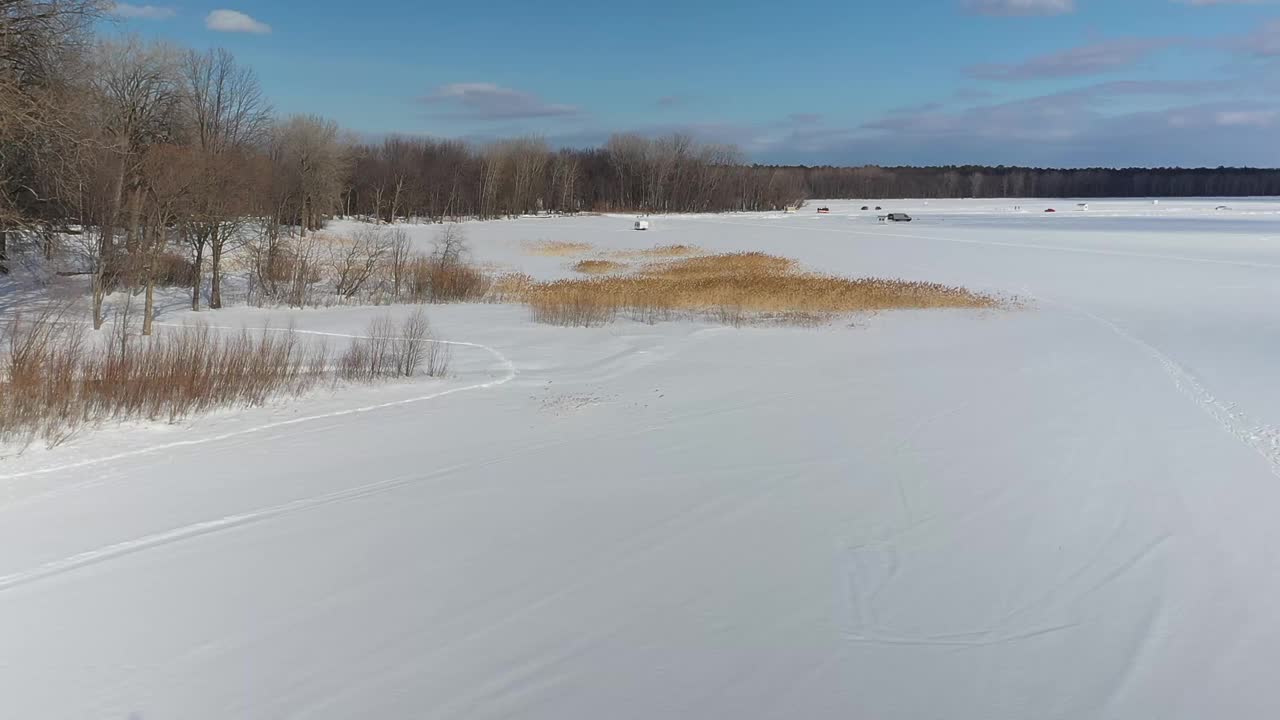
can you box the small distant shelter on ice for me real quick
[634,219,649,231]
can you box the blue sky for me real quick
[109,0,1280,167]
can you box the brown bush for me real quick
[0,308,331,447]
[152,252,198,287]
[406,255,492,303]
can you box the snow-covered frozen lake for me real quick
[4,198,1280,718]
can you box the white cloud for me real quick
[962,0,1075,15]
[205,9,271,34]
[112,3,176,19]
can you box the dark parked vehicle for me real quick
[817,207,830,214]
[875,206,883,210]
[861,205,870,211]
[886,213,912,222]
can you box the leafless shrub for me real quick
[432,225,467,267]
[331,226,390,299]
[337,310,449,381]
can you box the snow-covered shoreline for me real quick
[4,198,1280,719]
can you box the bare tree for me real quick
[177,48,269,310]
[477,143,506,219]
[330,227,390,300]
[274,115,349,235]
[137,144,196,334]
[85,37,180,326]
[508,136,549,214]
[0,0,105,274]
[432,224,467,269]
[385,227,411,300]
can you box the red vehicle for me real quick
[1044,208,1057,213]
[817,207,830,214]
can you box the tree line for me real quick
[345,134,804,221]
[793,165,1280,200]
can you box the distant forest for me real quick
[789,165,1280,200]
[347,141,1280,224]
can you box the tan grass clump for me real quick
[613,244,703,259]
[487,272,535,303]
[523,240,595,257]
[644,252,794,280]
[524,252,1001,327]
[572,259,628,275]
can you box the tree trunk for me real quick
[125,183,144,256]
[209,227,223,309]
[92,274,105,329]
[143,274,155,336]
[191,240,204,311]
[102,158,127,267]
[0,227,8,275]
[92,159,128,330]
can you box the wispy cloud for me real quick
[961,0,1075,16]
[422,83,580,121]
[968,38,1178,80]
[112,3,176,19]
[205,9,271,34]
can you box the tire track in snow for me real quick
[0,464,469,592]
[1050,301,1280,479]
[0,325,517,484]
[698,215,1280,476]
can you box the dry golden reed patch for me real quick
[612,244,702,259]
[523,240,595,256]
[645,252,795,279]
[572,259,628,275]
[524,252,1001,327]
[487,272,535,303]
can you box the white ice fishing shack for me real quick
[634,219,649,231]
